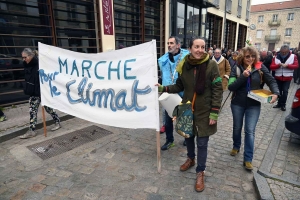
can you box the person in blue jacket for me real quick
[158,36,189,150]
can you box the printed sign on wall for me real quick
[102,0,113,35]
[38,41,159,130]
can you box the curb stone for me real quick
[253,171,274,200]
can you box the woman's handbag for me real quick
[172,93,196,138]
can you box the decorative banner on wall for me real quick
[102,0,113,35]
[38,41,159,130]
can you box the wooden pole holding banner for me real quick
[42,106,47,137]
[156,131,161,173]
[152,39,161,173]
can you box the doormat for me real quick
[27,125,113,160]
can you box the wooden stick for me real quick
[156,131,161,173]
[42,106,47,137]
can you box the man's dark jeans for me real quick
[276,80,291,106]
[185,136,209,172]
[164,110,174,143]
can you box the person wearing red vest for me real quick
[270,45,299,111]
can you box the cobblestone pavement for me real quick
[0,83,299,199]
[267,178,300,200]
[256,82,300,199]
[270,131,300,182]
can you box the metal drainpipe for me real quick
[223,0,227,49]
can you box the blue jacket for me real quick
[158,49,189,86]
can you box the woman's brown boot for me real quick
[180,158,195,171]
[195,171,205,192]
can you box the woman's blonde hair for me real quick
[236,46,259,66]
[33,50,38,56]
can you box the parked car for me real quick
[285,88,300,135]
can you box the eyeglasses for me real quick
[245,55,256,59]
[280,51,289,55]
[22,56,27,59]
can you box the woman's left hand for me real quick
[269,94,278,104]
[209,119,217,125]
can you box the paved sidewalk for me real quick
[254,82,300,200]
[0,83,299,199]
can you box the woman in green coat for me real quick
[157,37,223,192]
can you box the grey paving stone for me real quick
[56,179,74,189]
[23,192,45,200]
[43,186,59,196]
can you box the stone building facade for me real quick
[249,0,300,51]
[206,0,250,51]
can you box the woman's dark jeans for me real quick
[185,135,209,172]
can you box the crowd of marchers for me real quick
[157,36,299,192]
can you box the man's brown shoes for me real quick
[195,171,205,192]
[180,158,195,171]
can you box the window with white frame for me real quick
[237,0,242,16]
[226,0,232,12]
[256,30,263,38]
[258,15,264,23]
[214,0,220,6]
[273,14,278,22]
[285,28,292,36]
[255,43,261,50]
[287,13,294,21]
[270,29,277,35]
[246,0,250,21]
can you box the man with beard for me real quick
[158,36,189,150]
[270,45,299,111]
[228,51,238,68]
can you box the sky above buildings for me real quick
[251,0,291,5]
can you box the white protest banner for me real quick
[38,41,160,131]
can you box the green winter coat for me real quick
[166,57,223,137]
